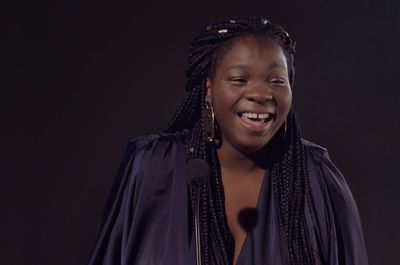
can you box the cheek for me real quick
[212,98,231,126]
[211,90,239,136]
[211,86,237,115]
[276,89,292,114]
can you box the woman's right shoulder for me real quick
[125,129,190,155]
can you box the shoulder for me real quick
[301,137,348,187]
[108,130,189,207]
[301,138,327,152]
[301,138,338,171]
[126,130,189,156]
[112,130,189,184]
[301,140,369,264]
[301,138,357,228]
[301,138,328,160]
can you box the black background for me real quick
[2,0,399,264]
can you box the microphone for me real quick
[186,159,211,265]
[238,208,259,233]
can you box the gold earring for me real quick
[205,101,215,142]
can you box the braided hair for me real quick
[165,17,320,265]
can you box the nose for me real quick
[246,84,273,104]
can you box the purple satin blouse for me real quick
[88,131,368,265]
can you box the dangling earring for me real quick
[205,101,215,142]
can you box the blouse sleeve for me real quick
[303,140,369,265]
[87,134,160,265]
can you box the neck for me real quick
[217,143,262,174]
[216,137,282,175]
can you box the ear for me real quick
[205,78,212,103]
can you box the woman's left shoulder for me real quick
[301,138,330,164]
[301,138,347,181]
[301,138,369,265]
[301,137,356,210]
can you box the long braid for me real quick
[208,142,234,264]
[165,17,319,265]
[272,109,317,264]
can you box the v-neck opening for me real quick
[231,168,270,265]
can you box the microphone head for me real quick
[238,208,259,232]
[185,159,211,185]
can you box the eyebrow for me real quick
[267,63,286,70]
[225,63,286,71]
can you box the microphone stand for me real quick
[194,183,202,265]
[185,159,210,265]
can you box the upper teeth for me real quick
[242,112,270,119]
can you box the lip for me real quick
[237,113,274,133]
[237,109,275,115]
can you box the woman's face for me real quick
[206,35,292,154]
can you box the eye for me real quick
[229,76,248,85]
[269,77,286,86]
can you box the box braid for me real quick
[165,17,320,265]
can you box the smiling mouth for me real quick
[237,112,275,122]
[237,112,275,132]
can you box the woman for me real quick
[88,17,368,265]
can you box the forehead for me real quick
[215,36,288,71]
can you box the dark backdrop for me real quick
[2,0,399,264]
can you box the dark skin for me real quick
[205,36,292,264]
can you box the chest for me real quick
[221,169,267,264]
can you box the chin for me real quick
[237,136,272,154]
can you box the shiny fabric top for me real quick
[88,131,368,265]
